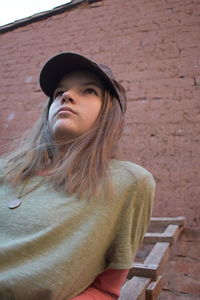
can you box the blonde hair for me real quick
[4,91,125,199]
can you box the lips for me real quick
[56,106,77,115]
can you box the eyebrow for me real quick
[54,81,103,92]
[80,82,103,89]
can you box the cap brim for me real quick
[39,52,119,99]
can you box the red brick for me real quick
[158,290,200,300]
[158,227,200,299]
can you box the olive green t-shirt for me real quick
[0,160,155,300]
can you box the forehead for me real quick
[57,70,104,89]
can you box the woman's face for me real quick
[48,70,104,140]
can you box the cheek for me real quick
[87,100,102,117]
[48,103,56,124]
[83,105,101,129]
[92,102,102,120]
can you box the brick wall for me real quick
[0,0,199,225]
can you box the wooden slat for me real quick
[129,242,170,280]
[144,224,180,245]
[149,216,186,227]
[129,263,157,280]
[119,276,151,300]
[164,224,182,244]
[121,217,186,300]
[146,276,162,300]
[144,242,170,266]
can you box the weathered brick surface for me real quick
[0,0,200,227]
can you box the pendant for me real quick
[8,198,22,209]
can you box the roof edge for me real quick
[0,0,86,34]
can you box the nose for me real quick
[60,90,75,104]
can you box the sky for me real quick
[0,0,72,26]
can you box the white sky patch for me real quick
[0,0,72,26]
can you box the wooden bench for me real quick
[119,216,186,300]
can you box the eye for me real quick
[84,88,98,95]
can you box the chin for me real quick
[52,119,73,136]
[52,126,78,141]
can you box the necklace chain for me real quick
[18,178,45,198]
[8,178,46,209]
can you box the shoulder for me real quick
[109,160,155,191]
[108,160,155,213]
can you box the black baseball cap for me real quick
[39,52,127,114]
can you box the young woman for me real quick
[0,52,155,300]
